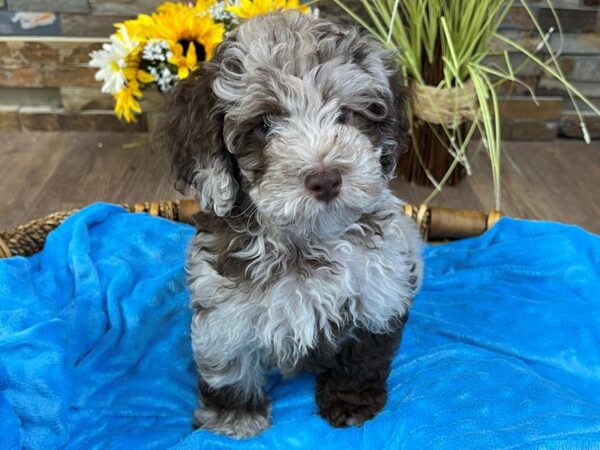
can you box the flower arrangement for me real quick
[89,0,311,123]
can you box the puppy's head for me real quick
[163,11,408,235]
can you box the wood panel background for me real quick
[1,131,598,234]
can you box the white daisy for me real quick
[89,26,138,95]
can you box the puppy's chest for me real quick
[258,238,372,312]
[253,236,412,368]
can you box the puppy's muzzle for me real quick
[305,169,342,203]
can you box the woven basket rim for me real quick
[0,200,503,259]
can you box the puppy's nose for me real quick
[305,169,342,202]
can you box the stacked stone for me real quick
[492,0,600,139]
[0,0,600,139]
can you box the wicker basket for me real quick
[0,200,502,259]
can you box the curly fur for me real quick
[162,11,422,439]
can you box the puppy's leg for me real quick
[194,375,270,439]
[191,311,270,438]
[315,314,408,428]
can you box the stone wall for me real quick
[1,0,599,139]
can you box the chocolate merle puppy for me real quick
[163,10,422,439]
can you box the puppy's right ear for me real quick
[162,65,238,217]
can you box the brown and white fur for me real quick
[162,11,423,439]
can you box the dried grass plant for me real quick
[333,0,600,208]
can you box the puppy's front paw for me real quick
[316,385,387,428]
[193,403,271,439]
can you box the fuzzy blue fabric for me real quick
[1,203,600,449]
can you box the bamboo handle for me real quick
[402,204,502,241]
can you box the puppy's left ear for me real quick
[161,50,238,217]
[380,71,409,179]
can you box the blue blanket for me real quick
[1,203,599,449]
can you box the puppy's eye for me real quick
[254,120,271,139]
[336,108,352,125]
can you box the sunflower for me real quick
[226,0,309,20]
[152,1,224,79]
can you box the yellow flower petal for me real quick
[137,69,155,84]
[178,66,190,79]
[194,0,216,13]
[113,85,142,123]
[186,42,198,68]
[129,80,142,97]
[130,97,142,113]
[123,67,137,80]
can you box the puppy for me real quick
[163,10,423,439]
